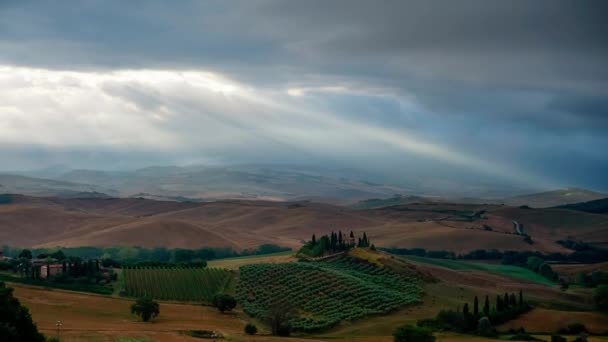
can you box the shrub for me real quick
[393,325,435,342]
[558,323,587,335]
[212,293,237,312]
[551,334,567,342]
[573,333,588,342]
[130,297,160,322]
[594,284,608,311]
[244,323,258,335]
[477,317,494,337]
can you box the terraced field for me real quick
[123,267,233,302]
[237,255,422,332]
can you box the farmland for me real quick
[237,255,422,332]
[401,255,556,286]
[123,267,233,302]
[207,251,295,270]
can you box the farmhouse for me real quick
[31,258,65,279]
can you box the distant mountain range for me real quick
[1,165,605,207]
[1,165,414,204]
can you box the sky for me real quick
[0,0,607,193]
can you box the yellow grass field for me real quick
[207,251,296,270]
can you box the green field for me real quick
[236,255,422,332]
[123,267,233,302]
[401,255,556,286]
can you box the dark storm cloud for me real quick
[0,0,607,191]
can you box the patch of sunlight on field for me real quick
[207,251,295,270]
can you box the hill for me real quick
[502,187,607,208]
[1,195,607,252]
[554,197,608,214]
[52,165,413,204]
[0,173,116,197]
[351,195,431,209]
[237,250,423,332]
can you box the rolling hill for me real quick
[554,197,608,214]
[1,194,607,253]
[0,174,116,197]
[502,187,607,208]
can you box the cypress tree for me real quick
[504,293,510,309]
[519,289,523,307]
[338,231,343,249]
[357,237,362,247]
[473,296,479,317]
[509,293,517,307]
[496,295,503,312]
[483,295,490,316]
[312,234,316,245]
[362,232,368,247]
[463,302,469,316]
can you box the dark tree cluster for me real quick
[0,282,46,342]
[299,231,371,257]
[418,290,530,335]
[1,244,291,267]
[131,297,160,322]
[575,271,608,288]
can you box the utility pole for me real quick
[55,320,62,339]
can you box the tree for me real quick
[212,293,237,313]
[264,300,293,336]
[17,250,32,260]
[244,323,258,335]
[473,296,479,317]
[311,234,316,245]
[519,289,523,307]
[483,296,490,317]
[50,250,66,261]
[0,282,46,342]
[462,303,469,316]
[130,297,160,322]
[594,285,608,311]
[393,324,435,342]
[477,317,494,337]
[526,256,544,272]
[509,293,517,307]
[496,295,503,312]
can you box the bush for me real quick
[573,333,588,342]
[130,297,160,322]
[212,293,236,312]
[594,284,608,311]
[477,317,494,337]
[559,323,587,335]
[551,334,567,342]
[393,325,435,342]
[244,323,258,335]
